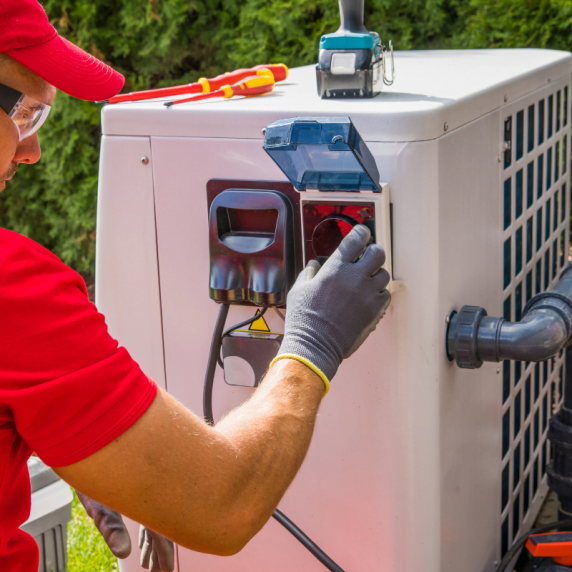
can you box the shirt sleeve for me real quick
[0,230,157,467]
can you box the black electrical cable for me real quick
[203,305,346,572]
[216,307,269,368]
[272,509,345,572]
[497,518,572,572]
[203,303,230,425]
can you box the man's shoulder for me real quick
[0,227,21,254]
[0,228,85,297]
[0,228,66,267]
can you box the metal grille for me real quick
[500,79,571,557]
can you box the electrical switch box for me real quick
[300,191,392,280]
[208,189,295,306]
[262,116,398,291]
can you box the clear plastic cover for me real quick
[263,117,381,192]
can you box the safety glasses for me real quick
[0,82,51,141]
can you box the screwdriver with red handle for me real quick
[164,74,275,106]
[102,64,287,104]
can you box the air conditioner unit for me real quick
[96,49,572,572]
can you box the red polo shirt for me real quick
[0,228,157,571]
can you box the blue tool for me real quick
[316,0,394,99]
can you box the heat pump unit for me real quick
[96,49,572,572]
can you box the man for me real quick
[0,1,392,572]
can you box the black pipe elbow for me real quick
[447,265,572,369]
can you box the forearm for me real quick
[54,359,324,555]
[213,358,324,536]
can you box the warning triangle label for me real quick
[249,312,270,332]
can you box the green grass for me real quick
[67,491,119,572]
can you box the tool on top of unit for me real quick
[164,74,275,107]
[98,64,288,104]
[316,0,394,99]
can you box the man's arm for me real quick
[54,225,390,557]
[54,358,323,556]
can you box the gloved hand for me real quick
[139,525,175,572]
[273,225,391,393]
[75,491,132,558]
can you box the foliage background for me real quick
[1,0,572,274]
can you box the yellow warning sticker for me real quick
[249,312,270,332]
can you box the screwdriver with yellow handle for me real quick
[164,75,275,106]
[102,64,287,104]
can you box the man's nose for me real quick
[13,134,41,164]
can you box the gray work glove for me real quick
[139,525,175,572]
[276,225,391,387]
[76,491,132,559]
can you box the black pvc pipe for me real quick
[563,345,572,416]
[448,265,572,368]
[547,345,572,521]
[496,306,570,362]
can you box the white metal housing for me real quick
[96,49,572,572]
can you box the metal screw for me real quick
[498,155,502,162]
[494,561,498,567]
[445,315,450,324]
[261,127,267,136]
[358,207,373,219]
[504,94,508,102]
[497,367,500,374]
[444,122,449,132]
[141,156,149,165]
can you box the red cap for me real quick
[0,0,124,101]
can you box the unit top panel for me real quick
[102,49,572,143]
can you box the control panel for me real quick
[300,185,401,292]
[302,201,376,263]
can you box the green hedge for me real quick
[1,0,570,273]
